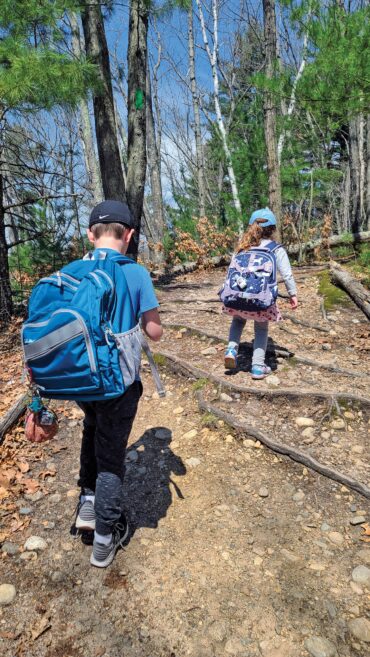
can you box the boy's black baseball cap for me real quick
[89,200,134,228]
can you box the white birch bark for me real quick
[195,0,242,221]
[188,6,206,218]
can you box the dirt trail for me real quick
[1,266,370,657]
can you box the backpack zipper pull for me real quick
[104,326,115,346]
[56,271,62,287]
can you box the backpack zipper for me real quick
[52,309,97,373]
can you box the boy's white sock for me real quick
[94,531,112,545]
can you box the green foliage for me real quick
[191,378,209,391]
[318,271,350,310]
[0,0,96,109]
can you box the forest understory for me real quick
[0,263,370,657]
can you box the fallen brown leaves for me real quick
[360,523,370,542]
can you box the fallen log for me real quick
[197,394,370,500]
[0,393,28,446]
[161,323,369,378]
[287,231,370,257]
[330,263,370,320]
[154,349,370,406]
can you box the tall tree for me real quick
[81,0,126,201]
[146,65,165,262]
[188,5,206,218]
[126,0,149,258]
[262,0,282,228]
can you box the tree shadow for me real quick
[224,338,279,375]
[123,427,186,536]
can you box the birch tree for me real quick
[188,5,206,218]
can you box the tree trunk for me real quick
[70,12,103,206]
[348,116,363,233]
[287,230,370,256]
[0,173,13,324]
[81,0,126,201]
[367,115,370,230]
[126,0,149,259]
[188,7,206,218]
[146,67,164,264]
[262,0,282,230]
[330,263,370,320]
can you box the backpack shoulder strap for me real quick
[265,241,282,252]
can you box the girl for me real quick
[223,208,298,379]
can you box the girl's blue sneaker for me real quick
[224,347,237,369]
[251,364,272,380]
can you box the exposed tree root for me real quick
[283,313,330,333]
[161,322,369,379]
[197,394,370,500]
[154,349,370,407]
[0,394,28,445]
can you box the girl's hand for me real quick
[290,295,298,310]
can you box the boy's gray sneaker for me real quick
[75,499,96,531]
[90,517,129,568]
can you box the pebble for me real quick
[19,506,33,515]
[173,407,184,415]
[350,504,357,513]
[207,620,228,642]
[49,493,62,504]
[302,426,315,438]
[321,431,330,440]
[66,489,79,498]
[352,565,370,585]
[321,522,331,532]
[292,490,305,502]
[350,582,363,595]
[322,343,331,351]
[344,411,355,419]
[185,457,201,468]
[357,549,370,565]
[24,536,47,551]
[348,617,370,642]
[182,429,197,440]
[126,450,138,463]
[280,548,299,563]
[155,428,171,440]
[327,531,344,546]
[258,486,269,498]
[20,551,37,561]
[267,375,280,386]
[0,584,16,606]
[201,346,217,355]
[220,392,233,403]
[1,542,20,555]
[295,417,314,428]
[351,445,364,454]
[224,637,245,654]
[350,516,366,526]
[243,439,255,448]
[330,418,345,430]
[304,636,338,657]
[24,491,43,502]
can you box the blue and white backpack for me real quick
[22,252,144,401]
[219,241,281,312]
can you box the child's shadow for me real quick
[225,338,278,375]
[123,427,186,535]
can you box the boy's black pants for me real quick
[77,380,142,535]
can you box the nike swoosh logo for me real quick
[98,214,110,219]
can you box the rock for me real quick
[224,637,245,655]
[24,490,43,502]
[19,506,33,515]
[258,486,269,498]
[267,375,280,386]
[173,406,184,415]
[20,551,37,561]
[292,490,305,502]
[330,418,345,430]
[49,493,62,504]
[321,431,330,440]
[322,343,331,351]
[350,516,366,526]
[125,450,138,463]
[201,346,217,355]
[207,620,228,642]
[155,428,171,440]
[344,411,355,419]
[304,636,337,657]
[350,582,363,595]
[66,489,79,498]
[348,617,370,642]
[243,439,255,448]
[185,457,201,468]
[51,571,64,583]
[321,522,331,532]
[182,429,197,440]
[280,548,300,563]
[350,504,357,513]
[309,562,326,572]
[352,565,370,585]
[357,549,370,565]
[0,584,16,606]
[302,427,315,438]
[327,531,344,546]
[254,555,263,566]
[1,542,20,555]
[295,417,314,428]
[24,536,47,552]
[225,434,234,443]
[220,392,233,403]
[351,445,363,454]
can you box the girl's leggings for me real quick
[228,316,269,367]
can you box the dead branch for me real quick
[287,231,370,256]
[0,394,28,445]
[154,349,370,407]
[330,263,370,320]
[282,313,330,333]
[197,395,370,500]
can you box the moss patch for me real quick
[318,271,350,310]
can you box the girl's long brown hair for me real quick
[237,220,276,253]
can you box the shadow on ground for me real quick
[124,427,186,535]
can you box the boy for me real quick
[74,199,163,568]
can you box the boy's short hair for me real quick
[90,222,130,240]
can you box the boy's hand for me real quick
[142,308,163,341]
[290,295,298,310]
